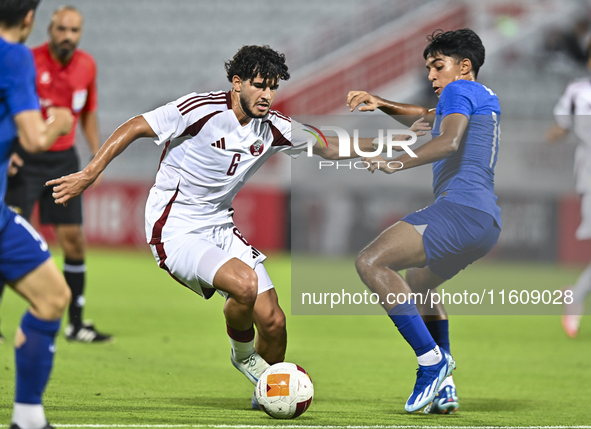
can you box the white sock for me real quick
[440,375,455,390]
[572,263,591,304]
[229,338,255,361]
[12,403,46,429]
[417,345,442,366]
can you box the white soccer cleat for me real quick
[230,350,270,385]
[562,314,582,338]
[561,287,583,338]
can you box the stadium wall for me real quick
[272,2,469,116]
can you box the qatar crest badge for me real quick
[250,139,264,156]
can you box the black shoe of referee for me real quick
[65,321,113,343]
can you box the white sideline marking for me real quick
[52,425,591,429]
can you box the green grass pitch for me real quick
[0,249,590,427]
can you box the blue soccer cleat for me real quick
[251,390,261,410]
[423,384,459,414]
[405,350,455,413]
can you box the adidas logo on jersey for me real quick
[211,137,226,149]
[251,247,261,259]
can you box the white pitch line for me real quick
[50,425,591,429]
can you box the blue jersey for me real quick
[430,79,501,227]
[0,37,39,228]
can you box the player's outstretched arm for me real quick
[347,90,434,127]
[47,115,156,205]
[15,107,73,154]
[363,113,467,174]
[312,136,375,160]
[312,117,430,159]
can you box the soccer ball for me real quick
[255,362,314,419]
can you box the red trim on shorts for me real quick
[227,324,255,342]
[154,242,167,268]
[148,186,217,300]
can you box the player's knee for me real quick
[355,252,376,281]
[234,269,258,307]
[40,283,71,320]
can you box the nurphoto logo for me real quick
[304,125,418,170]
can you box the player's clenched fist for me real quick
[46,170,94,206]
[347,90,380,112]
[46,106,74,136]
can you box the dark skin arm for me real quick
[362,113,468,173]
[346,90,436,127]
[46,115,156,205]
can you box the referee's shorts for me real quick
[5,145,83,225]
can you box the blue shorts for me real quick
[0,210,51,283]
[402,199,500,280]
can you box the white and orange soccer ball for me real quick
[255,362,314,419]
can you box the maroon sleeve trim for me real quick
[181,110,223,137]
[265,120,292,147]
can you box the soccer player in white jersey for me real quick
[547,45,591,338]
[47,45,378,407]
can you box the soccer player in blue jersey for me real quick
[0,0,74,428]
[347,29,501,414]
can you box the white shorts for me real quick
[577,193,591,240]
[150,224,273,299]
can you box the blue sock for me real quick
[425,319,450,354]
[388,300,437,357]
[15,311,61,404]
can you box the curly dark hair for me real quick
[0,0,41,28]
[423,28,485,78]
[225,45,290,84]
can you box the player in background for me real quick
[0,0,74,427]
[47,45,377,409]
[547,43,591,338]
[0,5,112,343]
[347,29,501,413]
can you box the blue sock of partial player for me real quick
[15,311,60,405]
[388,300,440,365]
[425,319,450,354]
